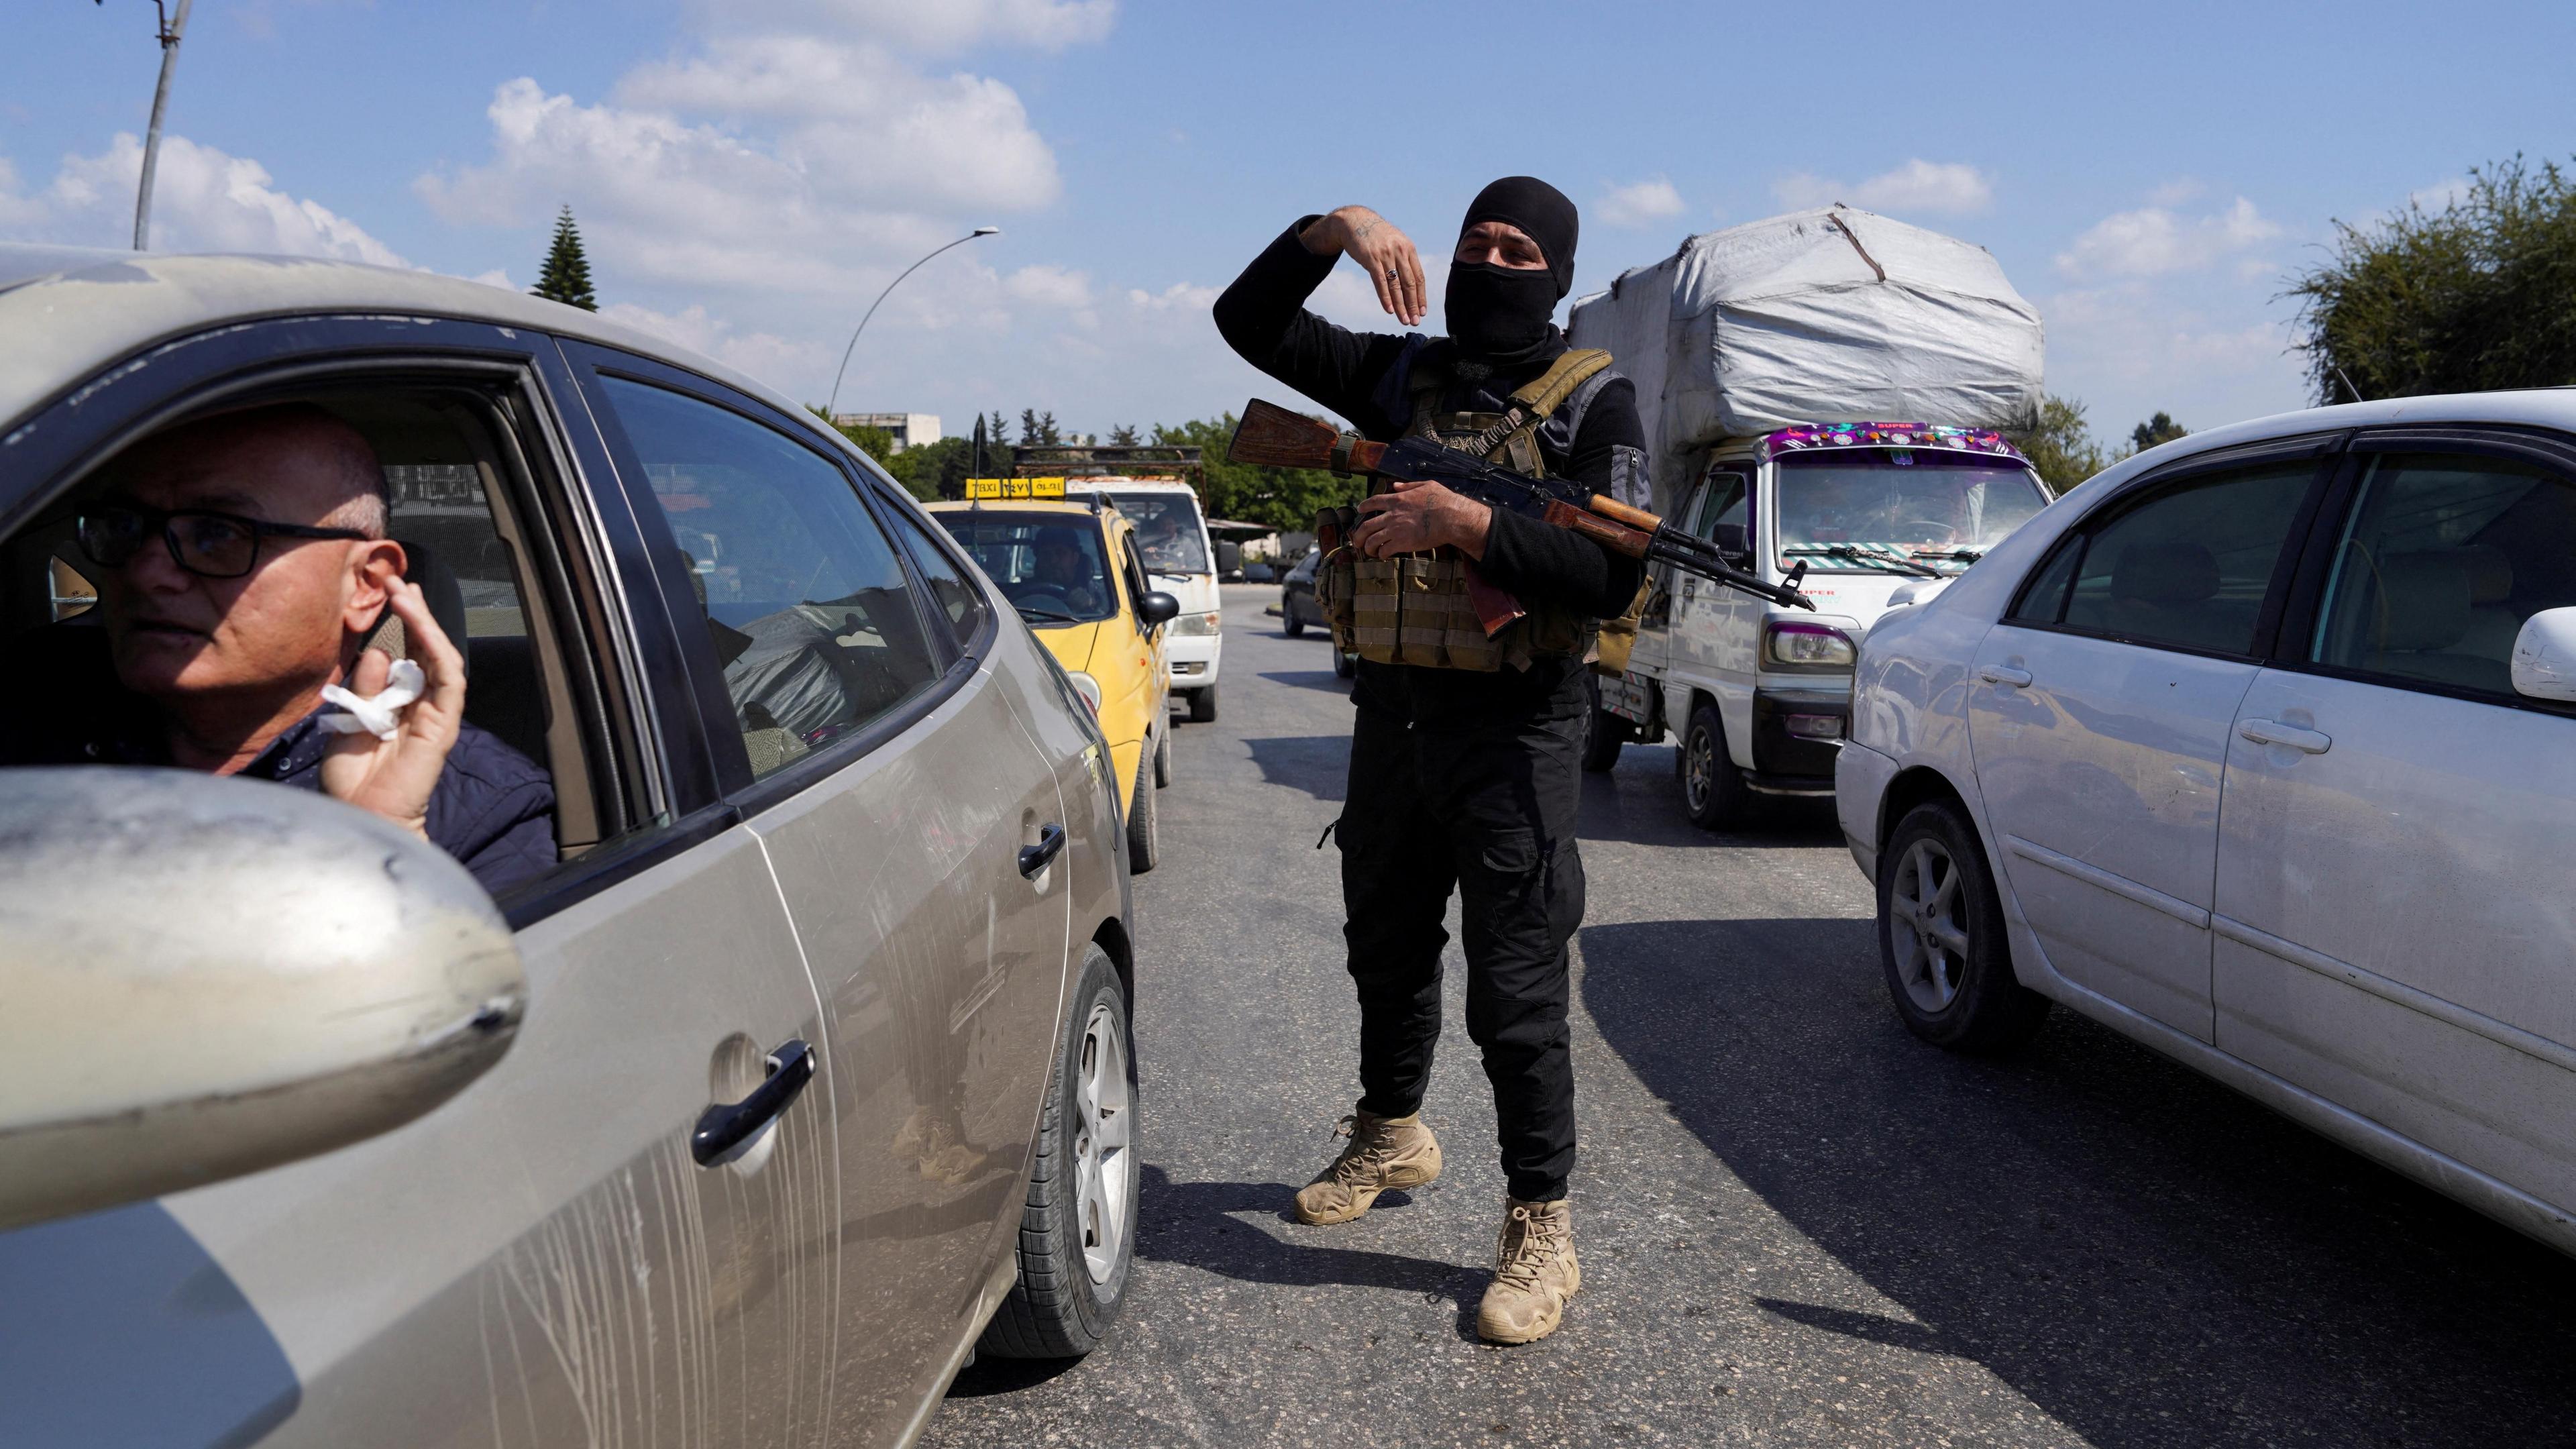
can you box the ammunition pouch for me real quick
[1592,579,1651,677]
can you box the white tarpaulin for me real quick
[1569,207,2044,508]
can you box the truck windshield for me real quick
[934,513,1118,625]
[1776,451,2049,572]
[1104,492,1212,575]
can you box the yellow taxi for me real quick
[929,480,1178,870]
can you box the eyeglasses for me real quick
[76,504,372,580]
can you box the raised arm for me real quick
[1213,207,1426,435]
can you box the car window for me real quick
[600,378,940,780]
[1693,472,1749,541]
[2051,461,2314,655]
[934,511,1119,625]
[1103,492,1211,574]
[2310,451,2576,696]
[386,464,529,638]
[1120,535,1153,626]
[879,499,989,653]
[2008,532,2086,624]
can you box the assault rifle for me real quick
[1227,399,1813,611]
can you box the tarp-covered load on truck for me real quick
[1568,206,2045,512]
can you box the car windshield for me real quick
[1103,491,1211,575]
[1776,451,2050,573]
[934,512,1118,625]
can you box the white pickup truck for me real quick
[1587,423,2052,828]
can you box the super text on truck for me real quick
[1568,206,2055,828]
[1020,444,1228,722]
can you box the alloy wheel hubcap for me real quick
[1889,839,1971,1012]
[1072,1002,1133,1285]
[1685,727,1713,810]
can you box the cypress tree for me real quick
[532,205,598,311]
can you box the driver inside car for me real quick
[1029,531,1106,614]
[0,402,556,894]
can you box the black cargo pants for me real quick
[1336,700,1585,1202]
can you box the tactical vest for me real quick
[1326,348,1615,672]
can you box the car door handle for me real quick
[1018,822,1067,878]
[1978,665,2033,688]
[692,1038,815,1167]
[2239,718,2332,754]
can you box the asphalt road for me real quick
[926,584,2576,1449]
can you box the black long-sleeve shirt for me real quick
[1216,218,1647,724]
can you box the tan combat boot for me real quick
[1291,1110,1442,1225]
[1477,1197,1580,1344]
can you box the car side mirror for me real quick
[1139,590,1181,628]
[2511,606,2576,702]
[1710,522,1750,562]
[0,767,527,1232]
[1216,540,1242,573]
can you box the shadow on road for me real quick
[1242,735,1348,802]
[1578,916,2576,1446]
[1256,669,1354,696]
[1130,1165,1489,1333]
[1574,743,1842,850]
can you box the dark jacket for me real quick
[1215,218,1649,726]
[0,625,557,896]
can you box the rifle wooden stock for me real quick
[1227,398,1390,474]
[1542,500,1654,558]
[1586,494,1662,532]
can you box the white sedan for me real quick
[1835,391,2576,1257]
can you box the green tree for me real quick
[1037,411,1061,446]
[1018,408,1040,446]
[1109,424,1140,445]
[2010,394,2110,494]
[1150,414,1362,530]
[531,205,597,311]
[2129,411,2189,453]
[2291,155,2576,402]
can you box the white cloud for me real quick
[1597,177,1685,228]
[1126,281,1218,311]
[4,132,405,264]
[2147,177,2204,207]
[2055,197,2282,278]
[2410,176,2471,213]
[690,0,1117,53]
[1772,159,1992,217]
[1002,263,1091,309]
[469,268,515,290]
[598,301,829,393]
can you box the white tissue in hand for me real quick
[319,658,426,741]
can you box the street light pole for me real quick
[823,226,999,421]
[131,0,194,251]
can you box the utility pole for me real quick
[129,0,195,250]
[824,227,1000,419]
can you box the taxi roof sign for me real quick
[965,477,1065,500]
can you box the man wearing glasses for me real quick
[1,402,554,893]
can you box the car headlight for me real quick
[1765,621,1856,669]
[1067,670,1102,715]
[1169,610,1224,637]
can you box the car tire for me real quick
[1152,720,1173,789]
[1332,648,1356,680]
[1126,753,1159,873]
[1678,698,1754,830]
[1876,802,2051,1053]
[1187,684,1218,724]
[1283,598,1305,638]
[1580,674,1628,774]
[978,943,1138,1359]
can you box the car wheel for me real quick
[1678,699,1753,830]
[1187,684,1218,724]
[1332,648,1355,680]
[1126,753,1159,873]
[1283,596,1305,638]
[1152,720,1173,789]
[1580,674,1627,774]
[1876,802,2051,1053]
[978,943,1138,1358]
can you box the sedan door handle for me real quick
[692,1038,815,1167]
[1018,823,1067,878]
[1978,664,2033,688]
[2239,718,2332,754]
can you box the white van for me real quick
[1591,423,2052,827]
[1061,473,1224,721]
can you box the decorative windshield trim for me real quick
[1758,423,2029,465]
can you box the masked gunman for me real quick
[1214,178,1646,1344]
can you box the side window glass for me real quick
[2008,533,2085,624]
[1693,472,1750,539]
[600,378,938,780]
[2310,451,2576,696]
[879,499,989,653]
[1120,536,1151,625]
[2059,461,2312,655]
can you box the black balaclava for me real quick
[1444,176,1579,372]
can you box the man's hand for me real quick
[1300,205,1427,327]
[321,580,466,840]
[1352,480,1493,560]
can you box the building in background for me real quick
[829,412,942,451]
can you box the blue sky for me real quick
[5,0,2571,452]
